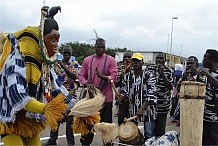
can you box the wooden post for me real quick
[180,81,206,146]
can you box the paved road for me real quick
[40,88,180,145]
[39,110,179,146]
[0,88,180,146]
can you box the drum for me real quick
[118,121,144,145]
[180,81,206,146]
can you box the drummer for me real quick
[171,56,205,125]
[119,52,157,141]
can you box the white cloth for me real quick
[144,130,179,146]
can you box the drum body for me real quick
[180,81,206,146]
[118,121,144,145]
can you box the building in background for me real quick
[115,51,187,68]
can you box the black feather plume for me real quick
[46,6,61,18]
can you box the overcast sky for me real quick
[0,0,218,61]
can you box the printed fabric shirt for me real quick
[204,70,218,122]
[120,69,157,122]
[116,64,132,89]
[117,64,132,81]
[54,60,79,98]
[147,65,174,113]
[117,64,124,78]
[78,53,118,102]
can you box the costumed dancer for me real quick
[0,6,75,146]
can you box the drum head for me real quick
[118,121,138,141]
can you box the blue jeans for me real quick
[47,115,75,145]
[144,120,155,141]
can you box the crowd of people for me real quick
[0,5,218,146]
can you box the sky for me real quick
[0,0,218,61]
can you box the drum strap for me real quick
[88,55,108,90]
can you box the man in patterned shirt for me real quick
[120,52,157,141]
[199,49,218,145]
[115,51,133,125]
[171,56,205,125]
[147,52,174,137]
[55,45,78,97]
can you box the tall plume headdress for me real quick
[39,6,61,64]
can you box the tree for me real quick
[59,42,128,65]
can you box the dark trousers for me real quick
[118,103,129,126]
[154,113,168,137]
[170,96,179,117]
[80,102,113,146]
[47,115,75,145]
[202,120,218,145]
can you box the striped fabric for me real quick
[117,64,125,80]
[147,65,174,113]
[204,71,218,122]
[121,69,157,122]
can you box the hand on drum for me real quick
[136,107,144,117]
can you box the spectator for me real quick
[199,49,218,145]
[115,51,133,125]
[147,52,174,137]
